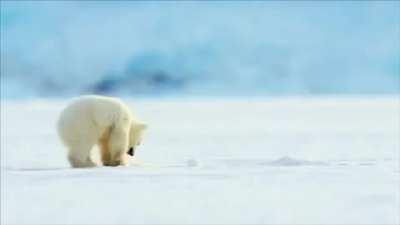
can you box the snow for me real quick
[1,97,399,224]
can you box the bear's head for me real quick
[127,120,147,156]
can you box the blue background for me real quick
[1,1,399,98]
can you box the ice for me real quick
[1,97,399,224]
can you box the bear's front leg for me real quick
[106,127,130,167]
[105,154,130,166]
[119,154,131,166]
[99,130,112,166]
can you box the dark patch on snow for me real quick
[265,156,329,166]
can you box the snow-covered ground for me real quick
[1,97,399,224]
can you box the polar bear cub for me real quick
[57,95,147,168]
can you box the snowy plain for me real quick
[1,97,399,224]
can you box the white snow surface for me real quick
[1,97,399,224]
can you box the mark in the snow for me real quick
[359,162,375,166]
[265,156,329,166]
[186,158,200,167]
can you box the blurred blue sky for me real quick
[1,1,399,98]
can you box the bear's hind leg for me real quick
[67,143,97,168]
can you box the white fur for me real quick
[57,95,146,168]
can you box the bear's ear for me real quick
[134,121,147,131]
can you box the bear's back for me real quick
[57,95,132,144]
[71,95,130,123]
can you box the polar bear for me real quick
[57,95,147,168]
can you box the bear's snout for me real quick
[128,147,134,156]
